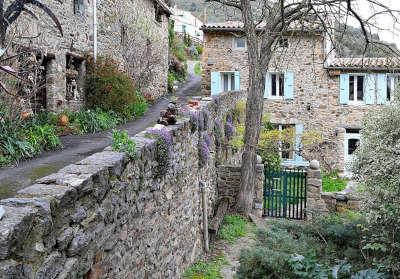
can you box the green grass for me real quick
[194,62,202,76]
[218,215,249,242]
[322,171,348,192]
[182,255,227,279]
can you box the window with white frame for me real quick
[387,75,400,101]
[349,74,365,102]
[271,73,285,97]
[234,37,246,49]
[221,72,236,92]
[273,124,295,160]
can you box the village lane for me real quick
[0,61,201,199]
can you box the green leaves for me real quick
[218,215,249,243]
[111,130,137,160]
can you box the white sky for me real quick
[350,0,400,47]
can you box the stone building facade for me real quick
[201,22,400,173]
[11,0,171,112]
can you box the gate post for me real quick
[253,156,264,218]
[306,160,329,220]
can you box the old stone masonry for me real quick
[0,91,249,278]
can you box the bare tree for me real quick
[207,0,400,216]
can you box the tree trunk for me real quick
[235,67,266,216]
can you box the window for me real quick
[234,37,246,49]
[349,75,364,102]
[271,73,285,97]
[221,72,236,92]
[347,138,359,155]
[120,25,127,45]
[73,0,84,15]
[154,4,162,23]
[274,124,295,160]
[387,75,399,101]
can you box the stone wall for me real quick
[0,91,246,278]
[201,30,388,173]
[11,0,169,112]
[217,163,264,217]
[306,161,361,219]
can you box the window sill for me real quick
[348,101,365,106]
[265,96,285,100]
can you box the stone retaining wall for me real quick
[217,163,264,217]
[0,91,245,279]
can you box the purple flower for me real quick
[148,127,173,176]
[202,132,212,148]
[214,119,223,147]
[199,138,210,166]
[225,122,235,140]
[187,110,199,132]
[226,114,233,124]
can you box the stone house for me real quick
[10,0,171,113]
[201,21,400,173]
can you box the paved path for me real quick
[0,62,201,199]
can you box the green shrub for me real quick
[85,57,140,119]
[183,255,227,279]
[112,130,136,159]
[218,215,248,242]
[73,109,121,134]
[129,92,148,117]
[194,62,202,76]
[25,124,61,152]
[322,171,348,192]
[196,45,203,55]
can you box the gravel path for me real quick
[0,62,201,199]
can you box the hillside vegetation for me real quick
[173,0,398,57]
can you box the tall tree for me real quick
[208,0,400,216]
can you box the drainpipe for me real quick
[200,181,210,252]
[93,0,98,62]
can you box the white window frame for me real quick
[344,130,361,174]
[348,74,365,105]
[387,74,400,102]
[233,37,247,50]
[73,0,85,15]
[269,72,285,99]
[220,72,236,92]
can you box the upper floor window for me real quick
[387,75,399,101]
[221,72,236,92]
[154,4,162,23]
[349,74,364,102]
[73,0,84,15]
[234,37,246,49]
[264,71,294,100]
[271,73,285,97]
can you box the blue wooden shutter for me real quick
[377,73,387,105]
[364,74,376,105]
[339,74,349,104]
[284,71,294,100]
[294,123,304,163]
[234,71,240,90]
[264,73,270,98]
[211,72,221,95]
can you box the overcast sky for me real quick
[351,0,400,47]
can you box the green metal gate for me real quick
[263,168,307,220]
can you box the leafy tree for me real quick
[352,92,400,277]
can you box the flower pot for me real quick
[58,114,69,127]
[21,111,31,120]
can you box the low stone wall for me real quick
[306,161,362,219]
[217,163,264,217]
[0,91,245,278]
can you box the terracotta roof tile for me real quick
[328,57,400,70]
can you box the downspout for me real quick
[200,181,210,252]
[93,0,98,62]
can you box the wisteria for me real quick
[148,127,173,176]
[198,137,210,167]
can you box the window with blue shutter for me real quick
[211,71,221,95]
[339,74,349,104]
[377,73,387,104]
[234,71,240,90]
[364,74,376,105]
[284,71,294,100]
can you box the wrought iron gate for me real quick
[263,168,307,220]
